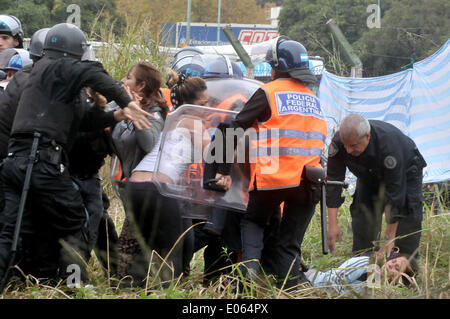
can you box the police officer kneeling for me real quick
[215,37,327,288]
[0,23,151,287]
[326,114,427,258]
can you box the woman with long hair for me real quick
[305,250,419,295]
[108,62,171,286]
[129,70,210,281]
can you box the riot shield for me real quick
[205,77,262,112]
[152,104,251,217]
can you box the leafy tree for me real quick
[117,0,267,40]
[278,0,449,76]
[356,0,450,76]
[1,0,124,38]
[190,0,267,24]
[1,1,51,37]
[48,0,124,39]
[256,0,284,7]
[117,0,186,39]
[278,0,373,75]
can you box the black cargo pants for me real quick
[0,149,90,283]
[72,175,119,274]
[350,167,424,256]
[241,182,316,288]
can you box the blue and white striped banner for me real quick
[318,39,450,183]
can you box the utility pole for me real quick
[217,0,221,45]
[186,0,192,46]
[378,0,381,23]
[326,19,363,77]
[223,25,254,79]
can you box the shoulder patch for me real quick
[328,142,339,158]
[384,155,397,169]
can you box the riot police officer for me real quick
[215,37,327,288]
[0,28,50,225]
[326,114,427,258]
[0,49,33,91]
[0,23,151,287]
[28,28,51,63]
[0,14,24,51]
[68,89,120,276]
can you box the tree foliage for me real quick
[278,0,449,76]
[256,0,284,7]
[278,0,373,76]
[117,0,268,39]
[356,0,450,76]
[1,0,124,38]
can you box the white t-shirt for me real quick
[158,128,193,183]
[132,133,162,173]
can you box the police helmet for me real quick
[171,54,206,77]
[173,46,204,62]
[43,23,88,59]
[176,62,205,77]
[5,49,33,71]
[0,48,18,69]
[265,36,310,72]
[29,28,50,59]
[0,15,24,48]
[202,55,243,79]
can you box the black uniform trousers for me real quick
[119,181,186,286]
[241,183,316,288]
[350,168,424,256]
[72,175,119,274]
[192,207,243,285]
[0,155,90,282]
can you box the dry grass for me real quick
[1,169,448,299]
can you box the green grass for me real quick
[1,180,448,299]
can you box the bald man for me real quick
[326,114,426,258]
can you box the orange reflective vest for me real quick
[216,94,248,112]
[160,88,173,111]
[248,78,327,191]
[207,94,249,128]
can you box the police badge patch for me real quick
[328,142,338,157]
[384,155,397,169]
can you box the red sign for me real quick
[238,30,279,44]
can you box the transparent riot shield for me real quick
[152,104,251,218]
[205,77,262,112]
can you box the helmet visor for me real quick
[249,36,289,65]
[0,15,22,37]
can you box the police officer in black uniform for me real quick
[326,114,427,258]
[0,28,50,228]
[0,23,151,285]
[68,89,119,275]
[0,28,50,160]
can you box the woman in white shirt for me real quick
[122,70,209,284]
